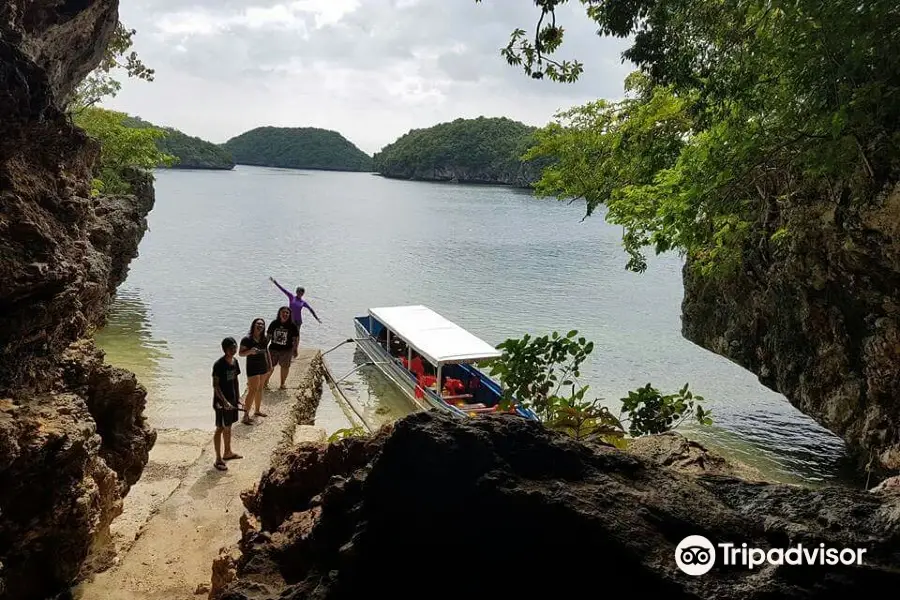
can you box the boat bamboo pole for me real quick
[321,358,375,433]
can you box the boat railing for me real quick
[332,360,392,384]
[322,338,369,357]
[320,358,375,433]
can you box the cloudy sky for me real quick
[104,0,635,155]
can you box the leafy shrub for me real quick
[327,425,368,443]
[485,331,712,446]
[72,107,176,195]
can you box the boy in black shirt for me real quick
[212,337,243,471]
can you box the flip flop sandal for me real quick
[223,454,243,461]
[256,412,268,417]
[214,461,228,471]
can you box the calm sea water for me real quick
[94,166,856,485]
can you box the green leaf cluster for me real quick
[619,383,713,437]
[121,116,235,170]
[485,329,593,421]
[73,107,176,195]
[523,73,700,273]
[483,0,900,277]
[485,331,712,445]
[69,22,154,110]
[327,426,369,443]
[475,0,584,83]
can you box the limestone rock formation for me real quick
[0,1,156,598]
[0,337,156,599]
[682,184,900,471]
[215,412,900,600]
[0,0,128,390]
[381,163,542,188]
[626,430,766,481]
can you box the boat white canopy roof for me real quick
[368,305,502,366]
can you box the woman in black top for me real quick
[239,317,271,424]
[265,306,300,390]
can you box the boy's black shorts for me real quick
[215,407,238,428]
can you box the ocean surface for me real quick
[94,166,857,485]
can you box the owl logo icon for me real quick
[675,535,716,575]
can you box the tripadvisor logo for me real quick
[675,535,868,576]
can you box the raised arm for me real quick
[304,301,321,323]
[269,276,293,300]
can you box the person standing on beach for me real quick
[265,306,300,390]
[268,276,322,331]
[212,337,243,471]
[239,318,271,425]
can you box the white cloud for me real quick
[102,0,636,155]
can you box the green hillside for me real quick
[221,126,372,172]
[372,116,550,187]
[121,116,235,170]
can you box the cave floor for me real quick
[71,348,323,600]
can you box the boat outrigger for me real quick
[353,305,538,421]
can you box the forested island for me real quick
[222,126,373,172]
[372,116,548,187]
[121,116,235,170]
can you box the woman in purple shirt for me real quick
[269,276,322,329]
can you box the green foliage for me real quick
[474,0,583,83]
[222,127,372,172]
[122,116,235,170]
[486,330,593,422]
[373,116,552,185]
[480,0,900,277]
[65,23,165,197]
[70,22,154,111]
[73,107,176,195]
[485,331,712,445]
[619,383,713,436]
[327,426,368,443]
[524,73,702,273]
[542,393,630,448]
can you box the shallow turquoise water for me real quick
[94,166,856,485]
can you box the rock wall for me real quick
[0,1,156,598]
[682,183,900,471]
[212,411,900,600]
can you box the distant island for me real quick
[372,116,549,187]
[221,127,373,172]
[122,116,236,170]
